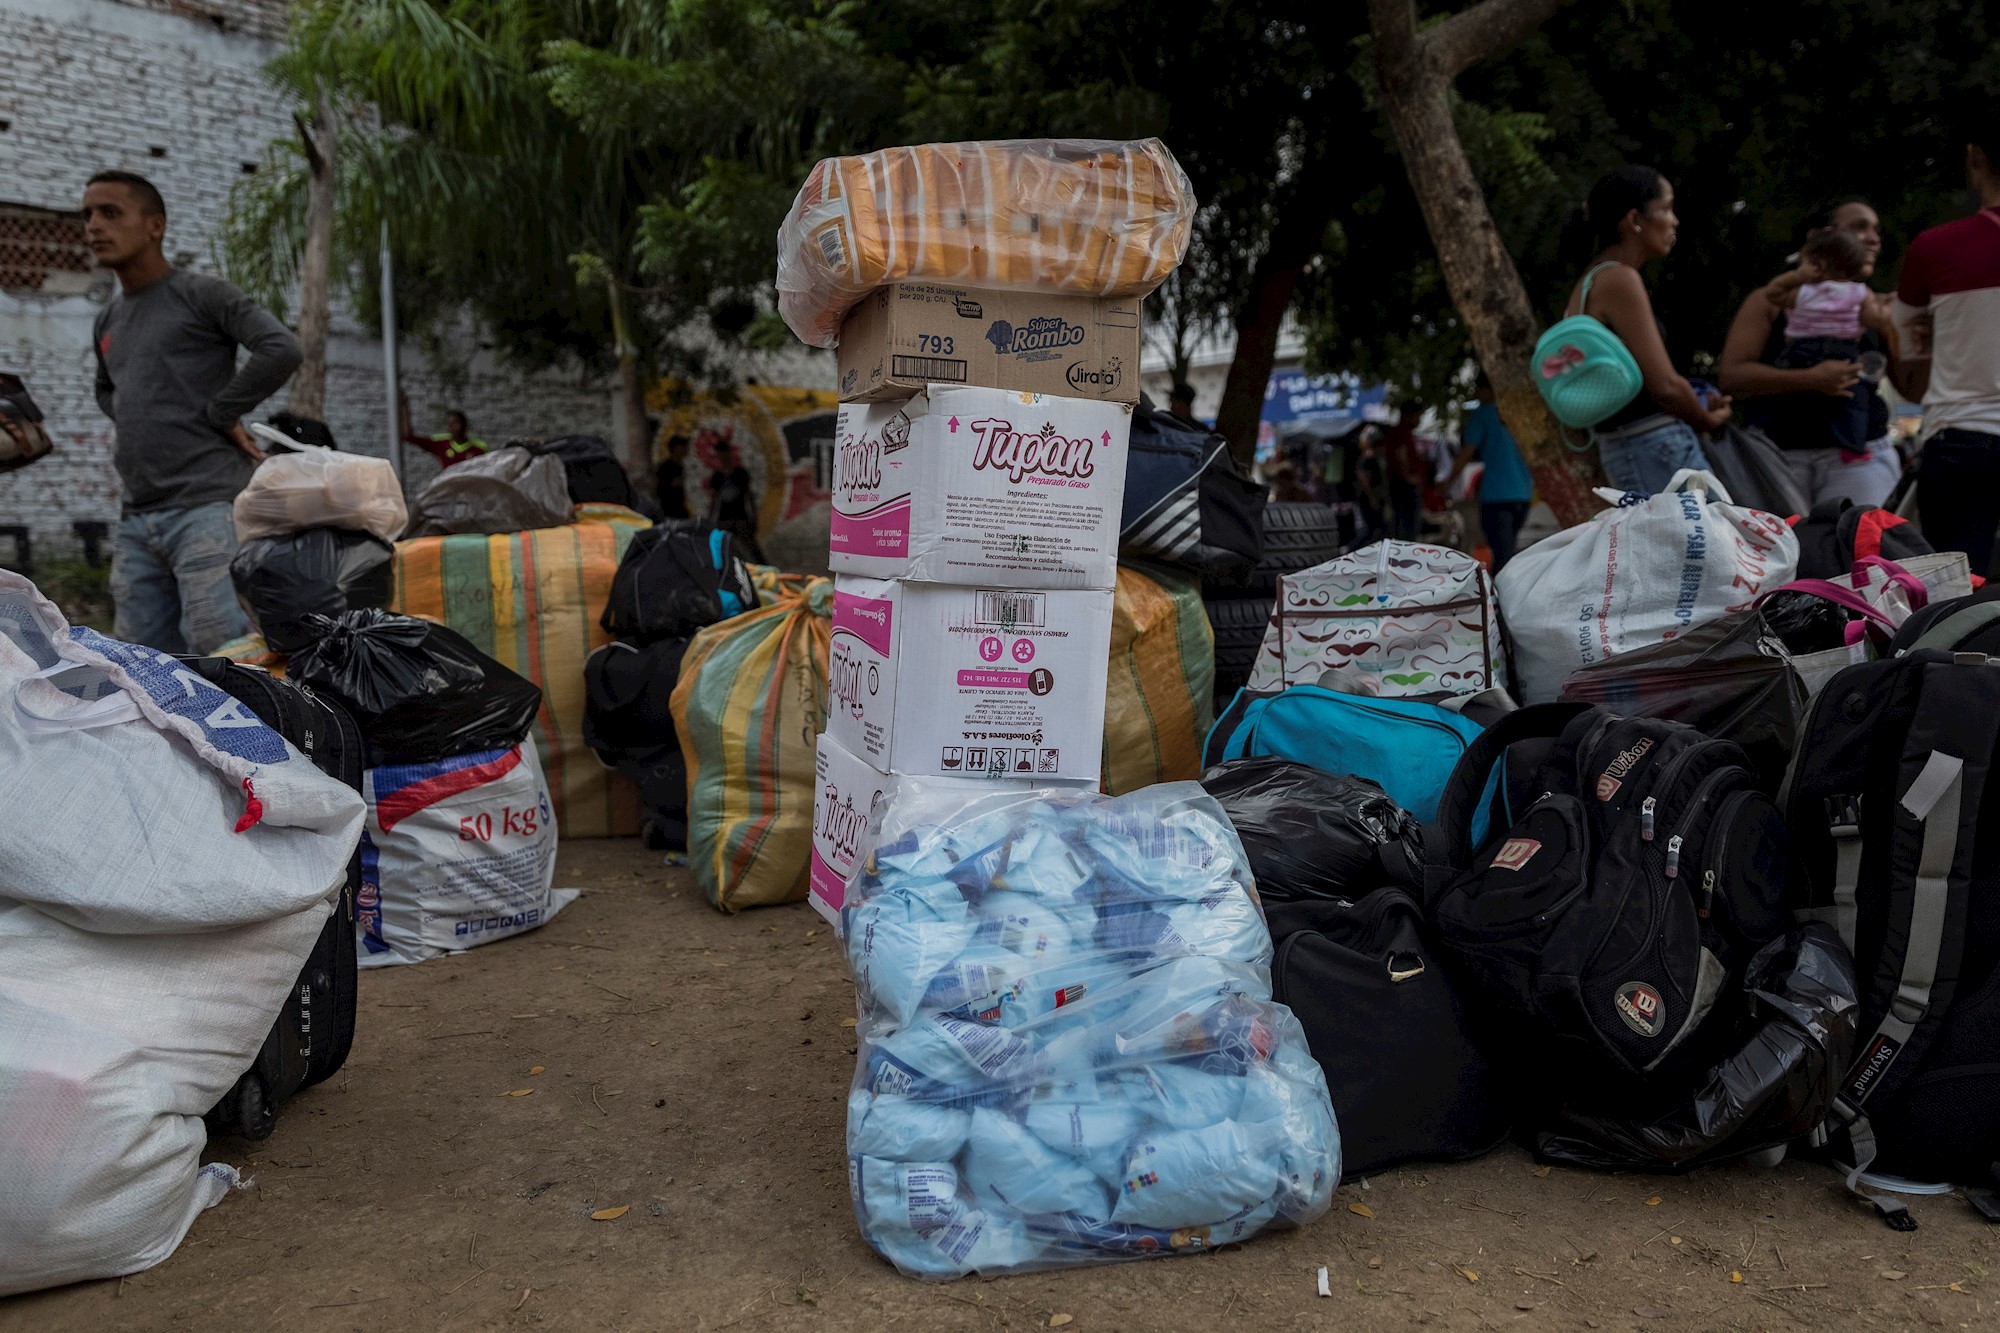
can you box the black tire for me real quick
[1208,595,1273,710]
[230,1075,277,1142]
[1208,501,1346,597]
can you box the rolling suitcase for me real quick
[180,657,363,1140]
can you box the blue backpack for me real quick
[1204,685,1486,830]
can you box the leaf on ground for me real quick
[1455,1267,1480,1283]
[1670,1236,1683,1246]
[1645,1196,1663,1206]
[1949,1282,1968,1294]
[1367,1257,1382,1269]
[648,1040,660,1047]
[504,1088,534,1097]
[1633,1307,1673,1319]
[590,1206,630,1221]
[1534,1166,1552,1178]
[529,1066,545,1076]
[1515,1301,1537,1311]
[1880,1269,1907,1280]
[840,1018,858,1028]
[1730,1272,1743,1284]
[1049,1315,1073,1327]
[1349,1202,1374,1218]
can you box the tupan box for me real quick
[827,575,1112,784]
[836,283,1142,403]
[830,385,1132,589]
[810,732,1028,926]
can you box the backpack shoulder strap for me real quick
[1908,601,2000,653]
[1571,261,1623,318]
[1433,702,1595,865]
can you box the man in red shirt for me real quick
[398,391,490,468]
[1897,118,2000,571]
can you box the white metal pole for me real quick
[380,217,404,483]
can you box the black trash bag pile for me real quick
[1200,757,1425,902]
[230,528,394,653]
[1533,926,1859,1172]
[531,435,636,508]
[290,608,542,761]
[583,638,690,848]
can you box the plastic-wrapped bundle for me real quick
[233,444,407,544]
[777,139,1196,348]
[841,782,1339,1279]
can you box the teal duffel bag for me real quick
[1204,684,1485,830]
[1533,260,1643,429]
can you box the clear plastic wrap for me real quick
[842,781,1339,1279]
[777,139,1196,348]
[233,444,408,544]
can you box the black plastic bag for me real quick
[1760,589,1855,655]
[230,527,394,653]
[406,446,574,537]
[531,435,635,507]
[290,608,543,761]
[1557,610,1806,791]
[1533,926,1858,1172]
[1200,757,1425,902]
[600,524,757,644]
[584,638,691,849]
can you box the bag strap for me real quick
[1910,600,2000,652]
[1755,579,1901,632]
[1851,556,1930,609]
[12,661,141,734]
[1571,260,1623,318]
[1432,702,1594,865]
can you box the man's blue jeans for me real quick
[111,501,252,653]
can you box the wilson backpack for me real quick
[1531,262,1644,429]
[1427,704,1791,1083]
[1782,648,2000,1226]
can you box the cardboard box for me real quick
[810,733,1020,926]
[837,283,1142,403]
[830,385,1132,588]
[828,576,1112,783]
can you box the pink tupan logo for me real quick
[968,417,1096,484]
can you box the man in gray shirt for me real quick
[86,170,302,653]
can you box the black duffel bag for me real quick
[584,637,691,849]
[1268,892,1510,1179]
[1201,758,1425,903]
[1119,395,1264,581]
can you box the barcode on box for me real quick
[976,591,1045,628]
[890,354,967,383]
[814,222,850,272]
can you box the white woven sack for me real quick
[1496,470,1800,705]
[233,441,408,545]
[0,571,364,1295]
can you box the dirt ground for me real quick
[6,838,1996,1333]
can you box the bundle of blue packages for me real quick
[840,781,1341,1279]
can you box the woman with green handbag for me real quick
[1543,166,1733,494]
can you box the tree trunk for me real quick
[605,280,654,493]
[1213,255,1299,468]
[1368,0,1601,526]
[289,88,337,421]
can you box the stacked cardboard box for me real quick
[809,320,1138,925]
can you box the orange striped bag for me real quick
[777,138,1195,347]
[392,505,651,838]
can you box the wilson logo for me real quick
[969,417,1096,484]
[835,432,879,490]
[1615,981,1664,1038]
[1492,837,1542,872]
[1596,737,1655,800]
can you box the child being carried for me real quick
[1760,230,1894,451]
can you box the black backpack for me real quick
[1782,648,2000,1225]
[1790,497,1934,581]
[1118,395,1265,582]
[1427,704,1791,1083]
[1268,892,1509,1179]
[1891,586,2000,657]
[531,434,636,507]
[179,658,363,1141]
[601,524,757,645]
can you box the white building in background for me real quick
[0,0,828,572]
